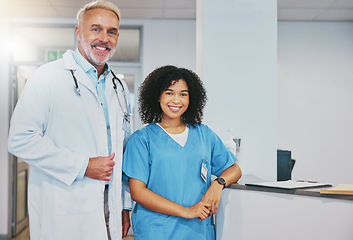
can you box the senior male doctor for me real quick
[8,1,132,240]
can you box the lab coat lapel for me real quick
[63,50,98,99]
[106,72,124,113]
[106,71,124,160]
[74,68,97,96]
[106,72,125,240]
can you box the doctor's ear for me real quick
[75,25,81,40]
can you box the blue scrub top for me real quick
[123,123,236,240]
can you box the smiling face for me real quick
[159,79,189,123]
[75,8,119,70]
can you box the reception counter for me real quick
[216,175,353,240]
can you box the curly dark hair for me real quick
[139,65,207,127]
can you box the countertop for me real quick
[228,174,353,201]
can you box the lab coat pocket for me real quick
[54,178,100,215]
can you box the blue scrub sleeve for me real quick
[122,130,150,185]
[209,129,237,176]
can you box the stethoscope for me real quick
[70,69,130,122]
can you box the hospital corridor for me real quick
[2,1,353,240]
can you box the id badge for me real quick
[201,159,208,182]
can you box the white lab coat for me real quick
[8,51,132,240]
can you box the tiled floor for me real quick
[124,236,134,240]
[9,228,134,240]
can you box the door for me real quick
[10,65,39,237]
[9,24,76,237]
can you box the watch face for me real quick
[218,178,226,185]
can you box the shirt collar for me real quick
[72,49,110,77]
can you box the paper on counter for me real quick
[246,180,332,190]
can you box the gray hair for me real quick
[76,1,121,24]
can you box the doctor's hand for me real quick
[122,209,131,238]
[85,153,115,181]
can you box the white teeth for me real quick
[95,46,106,50]
[169,106,180,110]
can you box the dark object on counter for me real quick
[277,150,295,181]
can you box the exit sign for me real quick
[46,49,66,62]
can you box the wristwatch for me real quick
[215,177,226,189]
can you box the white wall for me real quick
[121,19,196,84]
[197,0,278,181]
[278,21,353,185]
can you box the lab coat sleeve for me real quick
[77,158,90,180]
[8,68,87,186]
[122,174,133,210]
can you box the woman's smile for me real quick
[160,79,189,122]
[168,105,182,112]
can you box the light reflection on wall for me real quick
[13,27,76,62]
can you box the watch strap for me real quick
[215,177,226,189]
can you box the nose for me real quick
[171,94,181,103]
[98,31,109,42]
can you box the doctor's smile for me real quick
[92,43,112,52]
